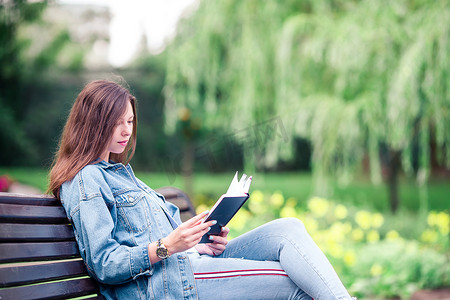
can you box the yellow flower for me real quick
[280,206,297,218]
[334,204,348,220]
[327,241,344,259]
[420,229,439,244]
[427,212,435,226]
[428,211,450,235]
[270,192,285,208]
[367,230,380,243]
[342,222,353,234]
[248,201,266,215]
[196,204,208,214]
[304,216,319,232]
[436,212,450,235]
[251,190,264,203]
[355,210,371,230]
[329,222,348,243]
[343,250,357,267]
[285,197,297,208]
[351,228,364,242]
[370,264,383,276]
[386,230,400,241]
[228,209,251,231]
[371,213,384,228]
[248,190,267,214]
[308,197,330,218]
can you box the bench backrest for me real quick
[0,187,195,300]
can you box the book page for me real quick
[202,171,252,223]
[226,171,252,196]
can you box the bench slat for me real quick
[166,197,190,211]
[156,186,196,221]
[0,203,67,224]
[0,192,58,206]
[0,241,80,263]
[180,211,195,222]
[0,260,88,287]
[0,188,195,299]
[0,277,100,300]
[0,223,74,242]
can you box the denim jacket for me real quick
[60,160,198,299]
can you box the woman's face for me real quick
[101,100,134,162]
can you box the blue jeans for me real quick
[189,218,352,300]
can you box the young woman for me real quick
[48,80,355,300]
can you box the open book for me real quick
[200,171,252,243]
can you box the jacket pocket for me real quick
[114,189,151,233]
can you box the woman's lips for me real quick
[118,140,128,147]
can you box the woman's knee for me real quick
[267,218,307,235]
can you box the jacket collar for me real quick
[94,159,126,170]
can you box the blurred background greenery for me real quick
[0,0,449,298]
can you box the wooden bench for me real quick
[0,187,195,300]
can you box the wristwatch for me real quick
[156,239,170,259]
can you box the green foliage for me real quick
[0,0,48,93]
[33,30,71,71]
[0,0,74,165]
[165,0,450,210]
[206,190,449,299]
[349,240,449,299]
[0,0,90,167]
[277,0,450,185]
[0,0,48,164]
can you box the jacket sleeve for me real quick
[61,169,152,285]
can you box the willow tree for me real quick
[164,0,449,212]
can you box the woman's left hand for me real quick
[195,227,230,256]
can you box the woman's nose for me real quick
[122,124,132,136]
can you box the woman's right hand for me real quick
[163,211,215,255]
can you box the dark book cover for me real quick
[199,194,249,243]
[199,172,252,244]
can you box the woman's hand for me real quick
[195,226,230,256]
[163,211,216,255]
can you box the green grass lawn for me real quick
[0,167,50,192]
[1,167,448,213]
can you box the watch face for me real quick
[157,247,169,258]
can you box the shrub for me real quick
[216,190,450,299]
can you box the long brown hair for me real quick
[48,80,137,199]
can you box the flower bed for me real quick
[198,190,450,299]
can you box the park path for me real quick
[411,288,450,300]
[8,182,42,195]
